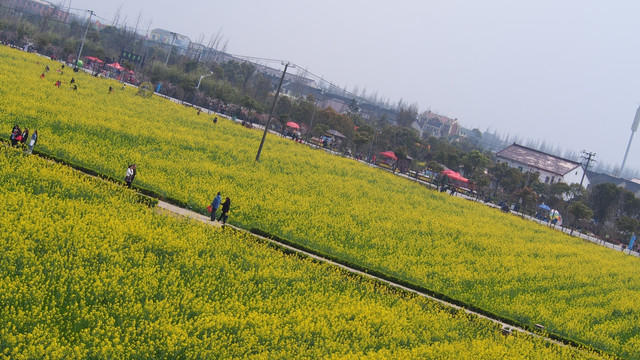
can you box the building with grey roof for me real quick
[586,170,640,198]
[496,143,589,188]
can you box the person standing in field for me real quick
[125,164,137,188]
[26,130,38,154]
[10,125,21,147]
[20,128,29,144]
[218,197,231,226]
[210,192,222,221]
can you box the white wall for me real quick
[497,158,588,188]
[562,166,589,188]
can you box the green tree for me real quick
[352,124,374,154]
[290,96,315,129]
[546,182,571,208]
[616,216,639,246]
[315,107,354,140]
[514,187,538,215]
[427,161,444,172]
[346,99,363,125]
[462,150,489,178]
[252,74,272,102]
[396,104,418,128]
[568,201,593,235]
[589,183,620,223]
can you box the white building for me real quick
[496,143,589,188]
[149,29,191,54]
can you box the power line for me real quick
[225,53,286,66]
[222,52,389,110]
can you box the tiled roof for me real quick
[420,111,457,125]
[496,144,581,176]
[586,171,640,194]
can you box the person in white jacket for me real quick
[125,164,137,188]
[26,130,38,154]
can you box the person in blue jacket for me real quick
[210,192,222,221]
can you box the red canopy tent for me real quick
[107,62,124,70]
[441,169,469,183]
[285,121,300,129]
[379,151,398,161]
[84,56,103,63]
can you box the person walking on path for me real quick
[26,130,38,154]
[210,192,222,221]
[124,164,137,188]
[218,197,231,226]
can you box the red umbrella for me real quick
[285,121,300,129]
[379,151,398,161]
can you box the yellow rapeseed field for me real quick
[0,146,604,359]
[0,46,638,358]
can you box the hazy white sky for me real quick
[67,0,640,174]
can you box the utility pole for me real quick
[579,150,596,189]
[165,32,177,66]
[308,90,323,138]
[367,128,379,162]
[616,105,640,177]
[256,62,291,162]
[74,10,94,69]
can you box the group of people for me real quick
[123,168,233,226]
[9,125,38,153]
[437,175,457,196]
[40,64,78,90]
[209,192,232,226]
[108,84,125,93]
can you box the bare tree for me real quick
[193,33,205,62]
[112,5,122,28]
[205,27,225,63]
[220,39,228,59]
[39,3,59,33]
[111,11,143,65]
